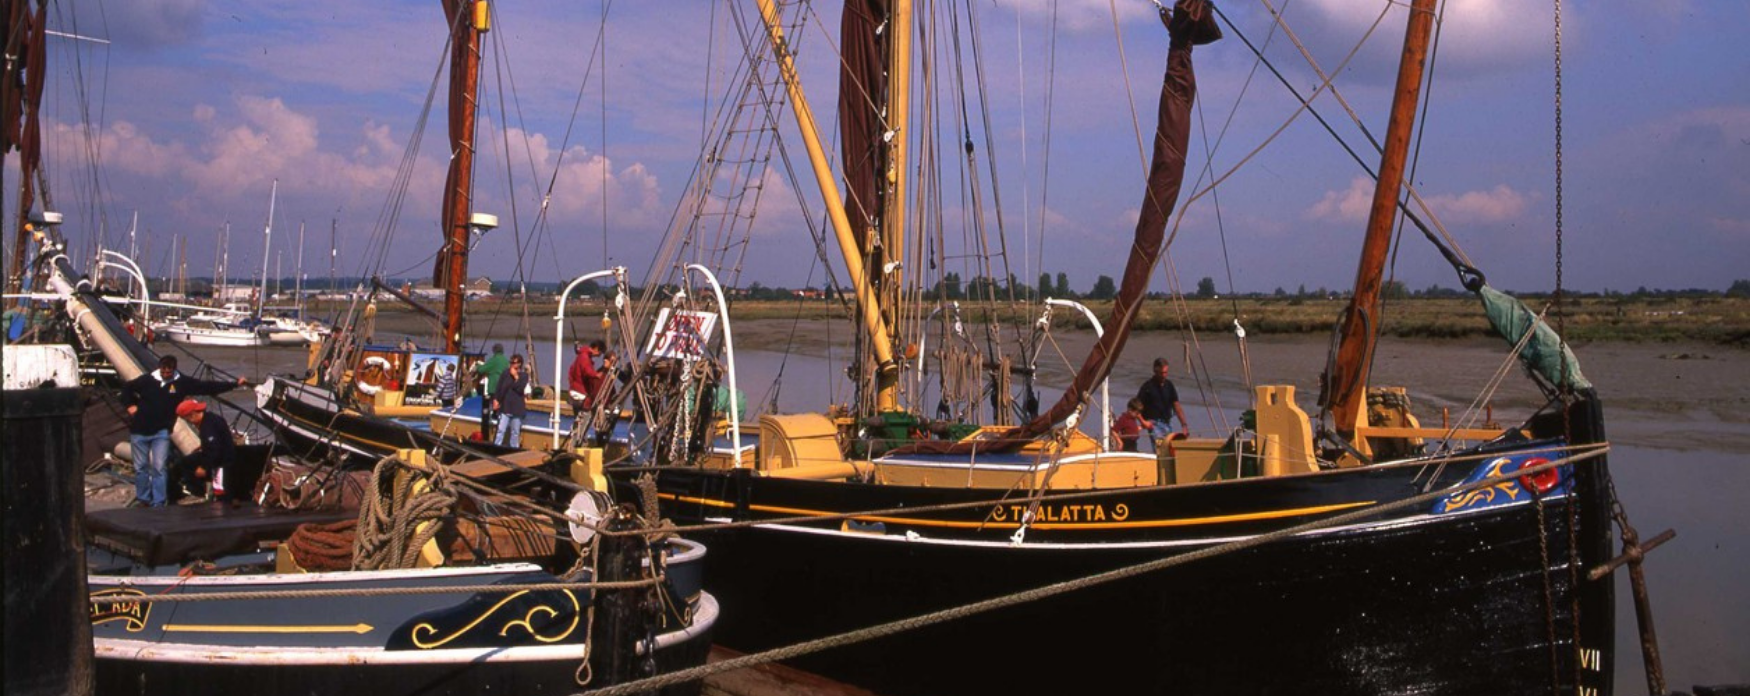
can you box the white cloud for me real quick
[1293,0,1560,79]
[1306,175,1532,224]
[1423,184,1533,224]
[1306,175,1374,222]
[497,126,665,232]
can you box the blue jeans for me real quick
[1148,421,1175,454]
[130,429,172,507]
[494,413,524,448]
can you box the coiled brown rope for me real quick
[284,519,358,571]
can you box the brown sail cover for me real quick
[432,0,480,301]
[4,0,48,296]
[899,7,1205,454]
[839,0,888,265]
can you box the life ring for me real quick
[356,356,393,395]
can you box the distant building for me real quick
[213,285,258,303]
[409,277,494,300]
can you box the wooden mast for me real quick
[753,0,900,409]
[436,0,487,354]
[882,0,912,359]
[1322,0,1439,447]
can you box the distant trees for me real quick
[1089,275,1117,300]
[1729,280,1750,298]
[1055,272,1070,299]
[1195,276,1217,298]
[966,275,999,300]
[938,272,963,300]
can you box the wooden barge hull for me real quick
[639,443,1615,696]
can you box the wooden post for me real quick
[588,506,656,685]
[2,347,93,696]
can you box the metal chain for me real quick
[1534,492,1561,694]
[1552,1,1587,690]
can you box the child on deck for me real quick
[1113,398,1154,453]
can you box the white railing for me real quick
[550,267,625,441]
[1045,298,1110,448]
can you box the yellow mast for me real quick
[753,0,899,410]
[883,0,912,351]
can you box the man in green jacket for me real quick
[473,343,509,440]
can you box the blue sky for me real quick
[14,0,1748,294]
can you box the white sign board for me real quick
[643,308,719,361]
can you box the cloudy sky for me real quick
[13,0,1747,295]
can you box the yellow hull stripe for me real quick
[163,623,374,634]
[659,493,1374,530]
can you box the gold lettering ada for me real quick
[90,589,151,632]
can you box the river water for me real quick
[175,323,1748,691]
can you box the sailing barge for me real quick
[576,1,1620,694]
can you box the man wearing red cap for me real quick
[119,355,247,507]
[173,399,237,504]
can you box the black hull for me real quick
[94,634,711,696]
[631,422,1615,695]
[90,561,717,696]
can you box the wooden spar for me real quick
[1322,0,1438,443]
[883,0,912,344]
[437,0,486,354]
[752,0,900,409]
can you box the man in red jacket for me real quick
[567,340,606,415]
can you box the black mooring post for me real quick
[590,506,658,690]
[3,381,94,696]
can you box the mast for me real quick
[329,219,337,300]
[219,223,230,300]
[295,221,305,316]
[883,0,912,363]
[257,180,277,314]
[1321,0,1439,446]
[754,0,900,410]
[434,0,488,354]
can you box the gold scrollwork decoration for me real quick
[89,589,151,632]
[1113,503,1130,521]
[991,505,1007,522]
[410,589,582,649]
[1440,458,1525,513]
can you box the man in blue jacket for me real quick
[118,355,247,507]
